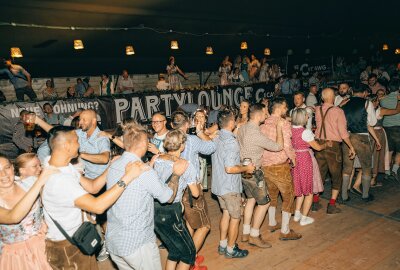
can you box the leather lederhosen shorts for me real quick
[182,183,211,229]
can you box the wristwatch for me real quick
[116,180,127,189]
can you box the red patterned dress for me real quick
[291,126,314,196]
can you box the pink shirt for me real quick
[260,115,295,166]
[315,103,349,142]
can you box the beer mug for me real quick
[242,158,253,179]
[24,112,36,132]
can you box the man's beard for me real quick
[339,92,347,97]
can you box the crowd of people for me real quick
[1,53,400,270]
[2,55,399,102]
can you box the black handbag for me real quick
[46,211,102,256]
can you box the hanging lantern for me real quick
[205,46,213,55]
[10,47,23,58]
[126,45,135,55]
[395,48,400,55]
[305,48,311,55]
[264,48,271,55]
[382,44,389,51]
[240,41,248,50]
[74,40,84,49]
[287,49,293,55]
[171,40,179,49]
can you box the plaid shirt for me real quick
[260,116,295,166]
[76,127,110,179]
[181,135,216,180]
[237,121,282,168]
[105,151,172,257]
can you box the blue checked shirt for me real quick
[76,127,110,179]
[105,151,173,257]
[211,129,242,196]
[181,135,216,180]
[153,158,197,203]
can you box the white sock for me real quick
[281,211,291,234]
[243,224,251,234]
[227,246,234,253]
[268,206,277,226]
[392,164,399,174]
[250,228,260,237]
[219,239,227,248]
[295,210,301,216]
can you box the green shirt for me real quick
[380,91,400,127]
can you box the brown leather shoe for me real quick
[268,223,281,232]
[279,229,302,241]
[248,235,272,248]
[241,234,249,242]
[327,204,342,214]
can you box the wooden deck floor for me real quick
[100,177,400,270]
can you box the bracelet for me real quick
[111,135,116,141]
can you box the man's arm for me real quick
[194,136,216,155]
[342,137,356,159]
[75,161,146,214]
[80,152,110,164]
[80,168,109,194]
[35,116,53,133]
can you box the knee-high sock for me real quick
[341,175,350,200]
[268,206,277,226]
[281,211,291,234]
[362,175,371,198]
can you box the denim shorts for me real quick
[154,202,196,265]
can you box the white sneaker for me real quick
[293,211,302,222]
[300,216,315,226]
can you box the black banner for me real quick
[0,83,274,156]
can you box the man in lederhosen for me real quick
[314,88,356,214]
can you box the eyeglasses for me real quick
[151,120,166,124]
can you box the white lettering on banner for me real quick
[210,90,222,110]
[197,91,210,107]
[244,87,252,99]
[233,87,243,107]
[187,92,194,103]
[114,98,129,124]
[160,94,173,116]
[145,95,160,118]
[172,93,187,106]
[222,88,233,105]
[255,88,265,102]
[130,97,146,120]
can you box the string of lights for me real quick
[0,21,340,39]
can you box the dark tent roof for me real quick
[0,0,399,76]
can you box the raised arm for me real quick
[0,168,56,224]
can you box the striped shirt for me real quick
[181,134,216,180]
[105,151,173,257]
[153,157,197,203]
[237,121,282,168]
[76,127,110,179]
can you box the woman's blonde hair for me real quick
[164,129,186,152]
[14,153,37,175]
[291,108,308,127]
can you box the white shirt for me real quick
[151,132,168,153]
[117,76,134,93]
[42,162,88,241]
[306,93,318,108]
[366,100,377,127]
